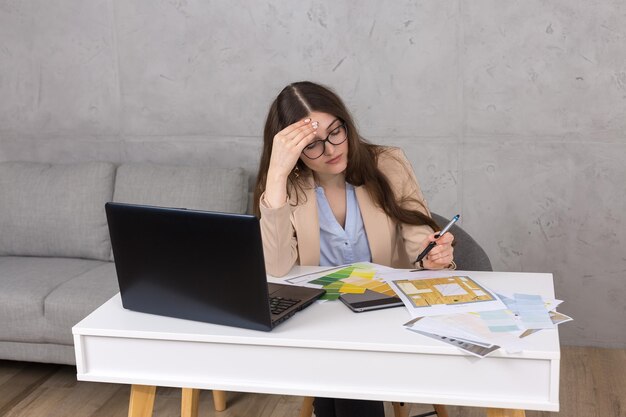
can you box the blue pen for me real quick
[414,214,460,264]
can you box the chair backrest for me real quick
[431,212,492,271]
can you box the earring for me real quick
[293,165,300,178]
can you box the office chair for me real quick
[300,212,492,417]
[430,212,492,272]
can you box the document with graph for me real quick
[381,269,506,317]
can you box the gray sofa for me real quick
[0,161,248,365]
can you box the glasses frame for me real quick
[302,123,348,160]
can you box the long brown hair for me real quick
[253,81,439,231]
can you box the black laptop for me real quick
[105,202,325,331]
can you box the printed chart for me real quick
[394,275,495,308]
[383,271,506,317]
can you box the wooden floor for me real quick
[0,346,624,417]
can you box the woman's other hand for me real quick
[268,118,317,179]
[264,119,317,208]
[420,232,455,270]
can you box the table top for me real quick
[74,268,560,360]
[73,268,561,411]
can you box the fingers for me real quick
[279,118,309,136]
[279,118,313,137]
[426,248,453,264]
[267,118,318,179]
[424,232,454,267]
[291,125,318,149]
[435,232,454,245]
[424,231,454,245]
[276,120,317,149]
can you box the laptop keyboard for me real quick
[269,296,300,315]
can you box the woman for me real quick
[253,81,455,417]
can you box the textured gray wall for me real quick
[1,1,624,347]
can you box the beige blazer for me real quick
[259,147,434,277]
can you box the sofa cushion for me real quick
[0,161,116,260]
[0,256,108,343]
[113,163,248,214]
[0,341,76,365]
[44,262,119,345]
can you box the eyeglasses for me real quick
[302,123,348,160]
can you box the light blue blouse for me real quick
[315,183,372,266]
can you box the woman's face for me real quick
[299,111,349,177]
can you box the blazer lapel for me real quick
[292,177,320,266]
[355,185,393,266]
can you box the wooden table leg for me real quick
[391,402,409,417]
[212,390,227,412]
[181,388,200,417]
[433,404,449,417]
[486,408,526,417]
[128,385,156,417]
[299,396,314,417]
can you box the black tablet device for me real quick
[339,290,404,313]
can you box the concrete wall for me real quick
[1,0,624,347]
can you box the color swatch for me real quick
[307,265,396,301]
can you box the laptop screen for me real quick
[105,202,275,330]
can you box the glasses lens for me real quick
[303,141,325,159]
[302,124,348,159]
[327,124,347,145]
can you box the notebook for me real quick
[105,202,325,331]
[339,290,403,312]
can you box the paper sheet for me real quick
[406,327,501,358]
[381,269,506,317]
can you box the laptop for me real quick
[105,202,325,331]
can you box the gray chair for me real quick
[431,212,492,272]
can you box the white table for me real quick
[73,269,560,417]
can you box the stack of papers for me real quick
[381,269,572,358]
[281,263,572,358]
